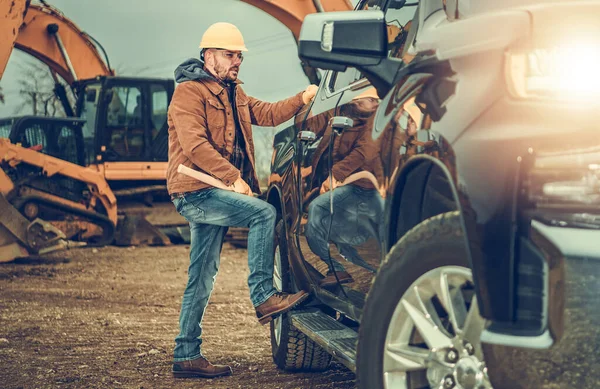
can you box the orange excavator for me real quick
[0,0,183,261]
[0,0,352,261]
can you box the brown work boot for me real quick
[255,291,309,325]
[172,356,232,378]
[319,271,353,288]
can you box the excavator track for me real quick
[10,188,116,247]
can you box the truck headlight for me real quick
[506,45,600,101]
[524,150,600,228]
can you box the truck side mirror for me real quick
[298,10,400,97]
[298,10,387,71]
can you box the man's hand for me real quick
[320,175,342,194]
[302,85,319,105]
[230,177,253,196]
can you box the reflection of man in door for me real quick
[305,88,384,287]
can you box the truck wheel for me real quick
[270,220,332,371]
[357,212,493,389]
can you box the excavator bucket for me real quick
[0,192,75,262]
[114,211,172,247]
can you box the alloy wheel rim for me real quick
[273,245,283,346]
[383,266,492,389]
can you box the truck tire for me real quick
[270,220,332,371]
[357,212,492,389]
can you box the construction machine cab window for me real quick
[150,84,168,140]
[0,121,12,139]
[56,126,80,165]
[21,125,47,151]
[80,83,101,165]
[105,86,144,159]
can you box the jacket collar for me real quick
[201,73,244,96]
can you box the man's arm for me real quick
[170,82,240,186]
[248,92,305,127]
[248,85,318,127]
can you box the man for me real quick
[166,22,318,379]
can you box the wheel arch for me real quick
[266,185,284,219]
[386,156,473,269]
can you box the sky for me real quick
[0,0,313,116]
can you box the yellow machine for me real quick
[0,0,352,261]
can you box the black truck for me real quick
[261,1,600,388]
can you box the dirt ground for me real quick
[0,244,356,389]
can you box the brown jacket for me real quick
[166,78,304,195]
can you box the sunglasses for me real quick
[214,49,244,63]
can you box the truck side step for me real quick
[291,309,358,372]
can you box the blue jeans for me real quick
[306,185,383,273]
[171,188,278,361]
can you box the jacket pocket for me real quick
[206,98,226,129]
[237,102,253,125]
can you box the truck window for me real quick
[328,68,364,93]
[366,0,420,62]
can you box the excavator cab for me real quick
[74,77,174,164]
[0,117,90,223]
[0,116,86,166]
[0,116,117,262]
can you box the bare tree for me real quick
[252,125,277,189]
[0,86,5,104]
[14,60,75,117]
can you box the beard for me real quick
[214,61,239,83]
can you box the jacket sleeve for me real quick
[248,91,305,127]
[169,82,240,186]
[331,126,374,182]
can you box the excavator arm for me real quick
[240,0,354,84]
[2,0,353,86]
[0,0,113,84]
[241,0,354,41]
[3,0,353,86]
[0,0,29,80]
